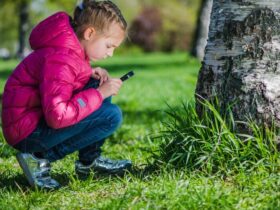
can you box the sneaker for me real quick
[75,156,132,176]
[16,153,61,190]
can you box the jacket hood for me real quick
[29,12,85,58]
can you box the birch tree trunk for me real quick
[191,0,213,61]
[195,1,280,136]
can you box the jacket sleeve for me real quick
[40,56,103,129]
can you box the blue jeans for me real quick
[14,78,122,163]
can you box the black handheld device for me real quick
[120,71,134,82]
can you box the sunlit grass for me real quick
[0,53,279,209]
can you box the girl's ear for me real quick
[83,27,96,41]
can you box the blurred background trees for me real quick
[0,0,208,59]
[128,0,201,52]
[0,0,75,58]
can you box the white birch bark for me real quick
[196,0,280,132]
[191,0,213,61]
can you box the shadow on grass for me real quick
[0,145,17,158]
[73,162,161,186]
[0,69,12,79]
[0,173,31,191]
[123,109,165,124]
[0,59,189,79]
[119,100,182,124]
[0,164,161,192]
[129,163,161,180]
[97,60,189,72]
[0,171,73,192]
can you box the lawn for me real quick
[0,52,279,209]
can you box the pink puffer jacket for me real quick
[1,12,103,146]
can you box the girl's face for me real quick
[81,23,125,61]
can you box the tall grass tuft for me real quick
[154,99,280,175]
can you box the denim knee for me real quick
[106,104,123,131]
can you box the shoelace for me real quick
[97,157,115,164]
[34,167,51,178]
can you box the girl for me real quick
[1,0,131,190]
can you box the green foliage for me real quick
[155,98,280,175]
[112,0,142,22]
[157,0,200,51]
[0,0,78,55]
[0,0,202,55]
[128,0,201,52]
[0,3,19,52]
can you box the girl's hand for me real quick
[97,78,123,99]
[92,67,109,85]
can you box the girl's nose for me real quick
[107,50,114,57]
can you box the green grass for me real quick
[155,99,279,175]
[0,52,279,209]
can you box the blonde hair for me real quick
[72,0,127,39]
